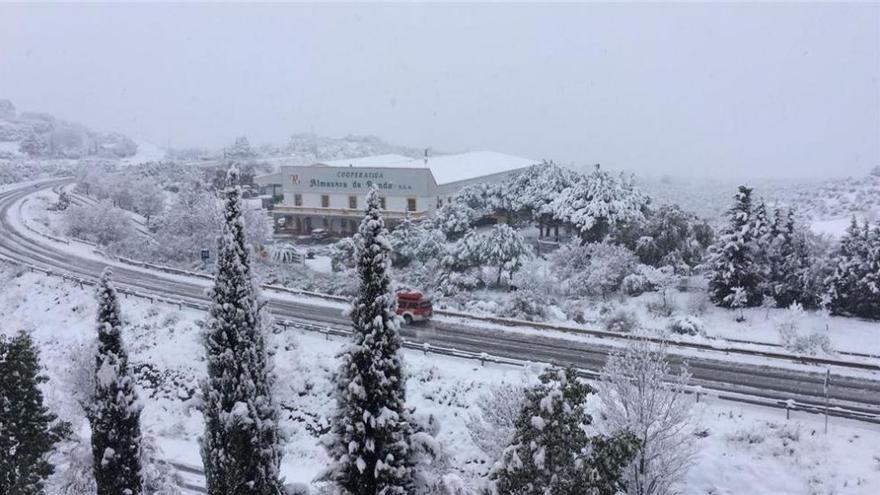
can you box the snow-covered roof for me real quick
[315,151,538,185]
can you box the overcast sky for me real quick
[1,2,877,179]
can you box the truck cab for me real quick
[396,291,433,324]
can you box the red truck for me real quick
[396,291,433,324]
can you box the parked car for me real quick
[310,228,328,241]
[396,291,433,324]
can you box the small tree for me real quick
[491,367,639,495]
[131,180,165,226]
[482,223,533,286]
[89,269,143,495]
[599,339,696,495]
[707,186,760,308]
[323,188,417,494]
[0,332,70,495]
[200,166,284,495]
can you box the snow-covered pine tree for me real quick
[707,186,761,308]
[772,209,813,308]
[826,217,880,319]
[89,268,143,495]
[324,187,416,495]
[0,332,70,495]
[491,367,639,495]
[751,200,772,296]
[549,164,648,243]
[200,166,284,495]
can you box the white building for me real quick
[255,150,538,235]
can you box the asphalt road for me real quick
[2,179,879,419]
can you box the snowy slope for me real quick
[1,264,878,494]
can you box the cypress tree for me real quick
[200,166,284,495]
[324,188,416,494]
[89,268,143,495]
[492,367,639,495]
[0,332,69,495]
[707,186,761,308]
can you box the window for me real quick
[321,195,330,207]
[437,198,443,208]
[349,195,357,209]
[294,193,303,206]
[446,197,452,204]
[407,198,417,212]
[379,196,387,209]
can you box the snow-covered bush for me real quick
[465,383,525,462]
[603,307,640,333]
[776,303,834,355]
[668,315,705,336]
[550,241,638,298]
[65,201,135,245]
[330,236,358,272]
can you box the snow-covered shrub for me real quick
[603,307,640,333]
[329,236,358,272]
[668,315,705,336]
[65,200,135,245]
[622,272,652,296]
[776,303,834,355]
[550,241,639,298]
[465,383,525,461]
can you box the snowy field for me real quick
[1,264,878,494]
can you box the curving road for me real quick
[2,179,879,421]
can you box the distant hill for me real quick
[636,170,880,233]
[0,98,138,160]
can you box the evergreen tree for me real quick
[89,269,143,495]
[491,367,639,495]
[751,200,772,295]
[0,332,69,495]
[200,166,284,495]
[707,186,760,307]
[324,187,416,495]
[772,209,814,307]
[826,217,880,319]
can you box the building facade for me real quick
[256,151,537,236]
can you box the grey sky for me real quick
[1,2,877,179]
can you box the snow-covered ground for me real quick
[1,264,878,494]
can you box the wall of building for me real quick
[279,165,437,212]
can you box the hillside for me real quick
[0,98,138,160]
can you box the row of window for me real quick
[294,194,417,211]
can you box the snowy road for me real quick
[1,179,879,422]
